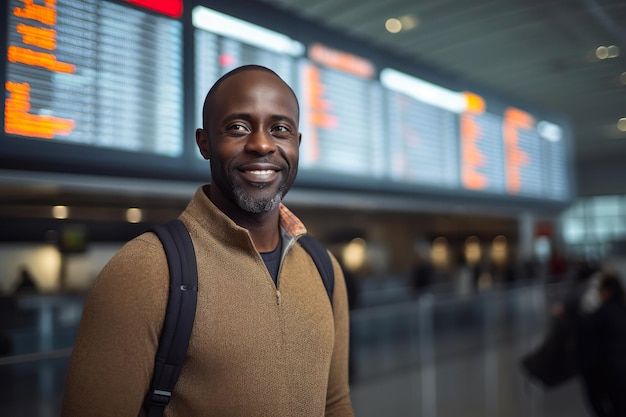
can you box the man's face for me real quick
[198,70,301,213]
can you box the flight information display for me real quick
[1,0,574,205]
[381,67,569,200]
[5,0,184,156]
[458,103,568,200]
[386,92,458,187]
[299,44,386,178]
[460,111,508,194]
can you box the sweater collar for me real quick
[278,204,307,238]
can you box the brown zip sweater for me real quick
[61,185,354,417]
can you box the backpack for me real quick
[145,219,335,417]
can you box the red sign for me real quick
[124,0,183,18]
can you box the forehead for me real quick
[212,70,299,116]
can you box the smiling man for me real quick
[61,65,354,417]
[196,65,301,251]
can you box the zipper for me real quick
[275,233,298,290]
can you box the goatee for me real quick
[232,186,284,213]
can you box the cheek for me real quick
[281,141,300,163]
[212,141,238,162]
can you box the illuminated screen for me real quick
[385,89,459,188]
[1,0,574,206]
[5,0,184,156]
[298,43,386,179]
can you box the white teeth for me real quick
[248,170,275,174]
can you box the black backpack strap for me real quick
[299,235,334,305]
[145,219,198,417]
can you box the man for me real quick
[61,65,354,417]
[579,271,626,417]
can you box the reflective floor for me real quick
[350,337,589,417]
[0,283,593,416]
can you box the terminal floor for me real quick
[0,339,592,417]
[350,340,591,417]
[0,284,594,417]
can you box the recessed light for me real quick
[596,46,609,59]
[52,205,68,219]
[385,18,402,33]
[126,207,142,223]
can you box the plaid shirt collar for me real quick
[279,203,307,238]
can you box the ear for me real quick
[195,128,210,160]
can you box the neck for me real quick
[240,213,281,253]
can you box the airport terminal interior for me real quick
[2,0,626,416]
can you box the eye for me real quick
[227,123,247,131]
[271,124,293,137]
[224,123,249,136]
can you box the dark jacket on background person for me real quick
[579,279,626,417]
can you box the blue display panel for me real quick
[298,43,386,179]
[1,0,574,206]
[4,0,183,156]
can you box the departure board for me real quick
[459,105,568,200]
[299,44,386,178]
[460,111,507,194]
[382,67,570,201]
[5,0,184,156]
[503,108,569,200]
[385,90,458,188]
[1,0,574,206]
[541,124,569,200]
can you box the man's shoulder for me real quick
[120,230,166,256]
[96,231,168,284]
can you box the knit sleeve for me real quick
[325,254,355,417]
[61,234,169,417]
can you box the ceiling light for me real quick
[620,72,626,85]
[385,18,402,33]
[596,45,620,60]
[596,46,609,59]
[618,118,626,132]
[52,205,68,219]
[126,207,142,223]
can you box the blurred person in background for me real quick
[520,262,601,389]
[579,270,626,417]
[61,65,354,417]
[14,265,38,294]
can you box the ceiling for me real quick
[259,0,626,168]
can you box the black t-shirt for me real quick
[260,239,282,285]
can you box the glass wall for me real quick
[560,195,626,260]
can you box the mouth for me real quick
[243,169,278,181]
[237,164,282,185]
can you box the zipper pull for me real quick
[276,290,281,305]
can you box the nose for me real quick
[244,129,276,155]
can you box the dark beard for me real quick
[232,184,284,213]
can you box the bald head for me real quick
[201,65,299,131]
